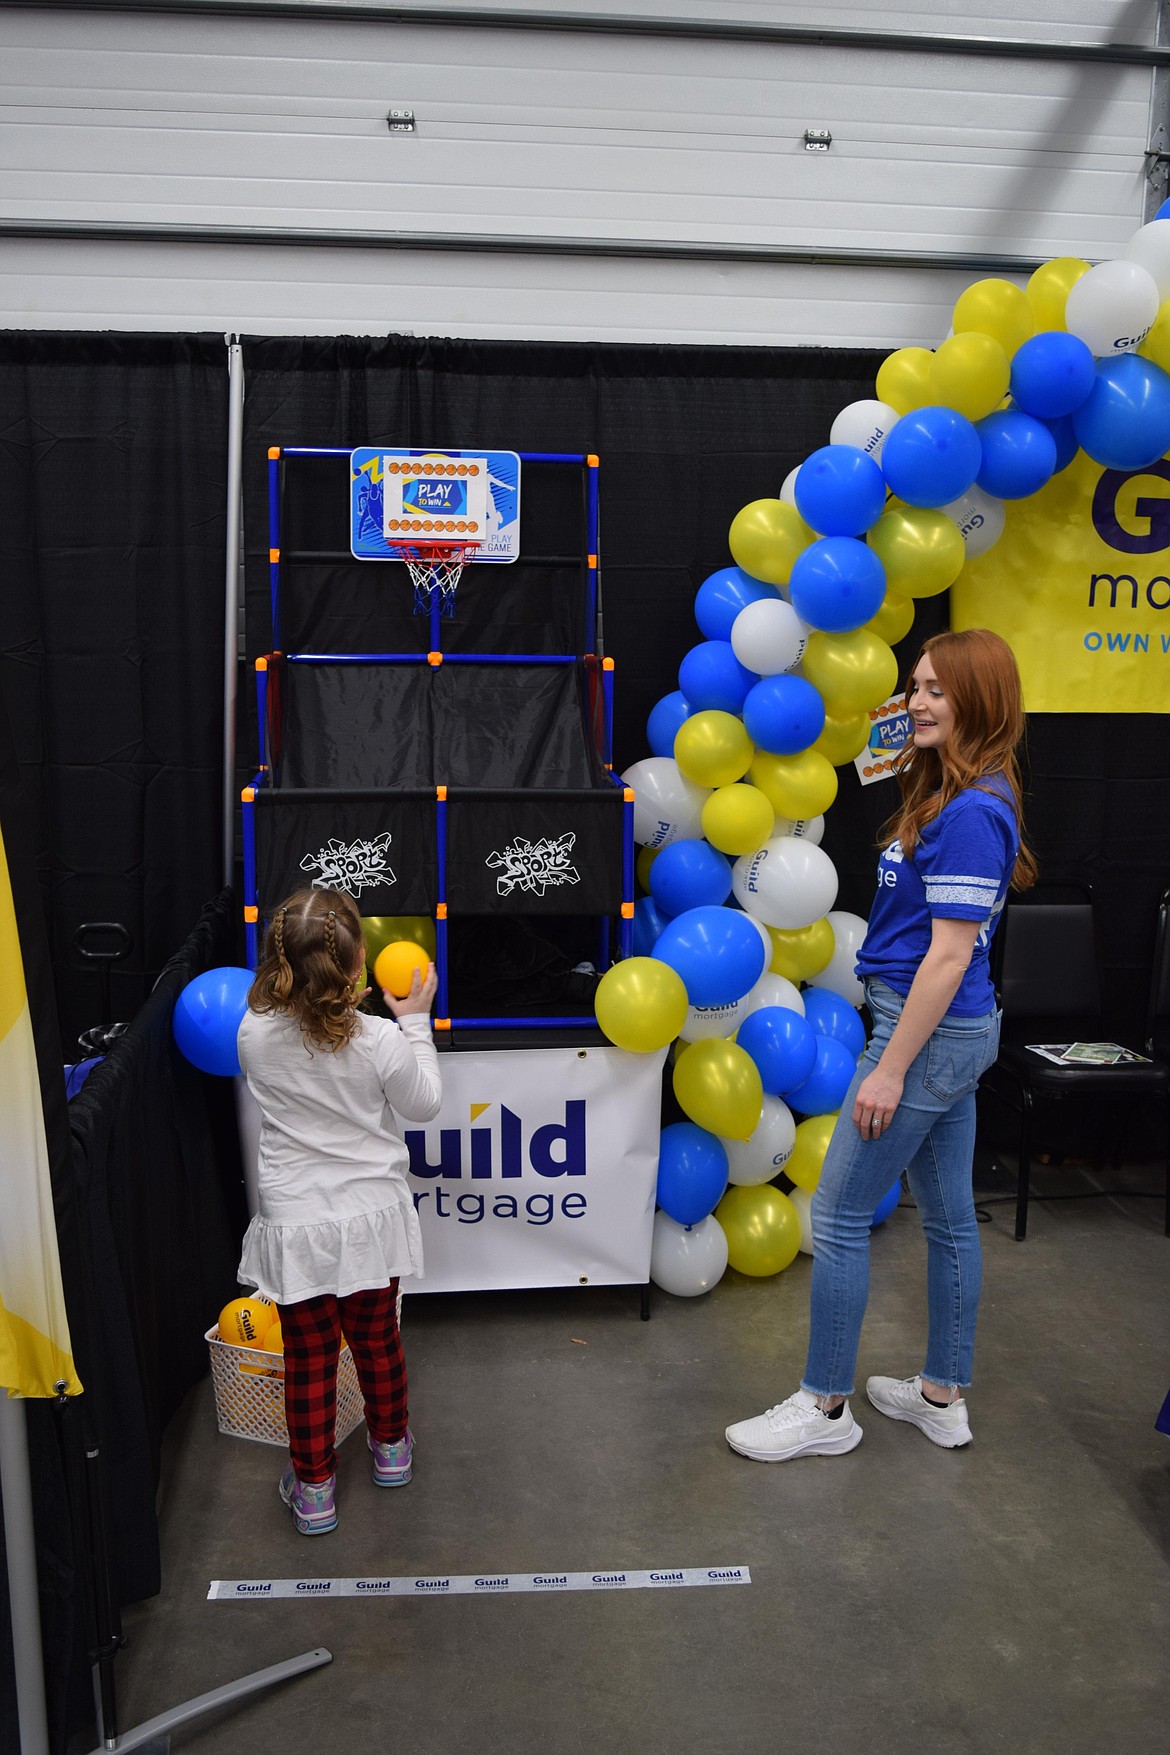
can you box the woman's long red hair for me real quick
[881,627,1037,891]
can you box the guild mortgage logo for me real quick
[300,832,396,897]
[405,1100,589,1227]
[486,832,579,897]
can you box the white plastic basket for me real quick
[205,1326,365,1449]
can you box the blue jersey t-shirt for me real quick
[855,784,1019,1017]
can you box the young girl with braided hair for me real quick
[237,887,440,1536]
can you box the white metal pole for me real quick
[0,1396,50,1755]
[223,338,245,888]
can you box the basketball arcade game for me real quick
[240,446,659,1298]
[242,446,634,1030]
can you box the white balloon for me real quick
[774,814,825,846]
[620,757,710,849]
[732,839,839,930]
[722,1096,797,1186]
[678,994,754,1042]
[817,909,869,1007]
[1124,221,1170,301]
[742,970,805,1017]
[730,597,809,676]
[649,1210,729,1297]
[779,466,801,505]
[941,486,1006,558]
[829,398,900,462]
[787,1185,815,1254]
[1065,259,1159,357]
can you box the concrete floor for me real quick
[105,1161,1170,1755]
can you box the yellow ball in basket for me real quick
[374,940,430,998]
[218,1296,271,1349]
[262,1320,284,1354]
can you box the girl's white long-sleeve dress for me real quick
[236,1009,442,1304]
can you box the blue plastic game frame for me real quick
[244,447,633,1036]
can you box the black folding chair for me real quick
[979,885,1170,1240]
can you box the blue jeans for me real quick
[802,978,1000,1398]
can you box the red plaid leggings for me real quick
[278,1282,407,1484]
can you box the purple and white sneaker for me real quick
[279,1464,338,1535]
[369,1427,413,1488]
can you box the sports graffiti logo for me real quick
[486,832,580,897]
[300,832,396,897]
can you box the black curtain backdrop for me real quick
[241,333,1170,1042]
[0,888,247,1753]
[0,333,230,1052]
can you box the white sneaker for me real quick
[725,1389,863,1462]
[865,1375,973,1448]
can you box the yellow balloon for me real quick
[867,506,965,600]
[802,629,899,714]
[784,1112,840,1193]
[701,783,775,856]
[864,589,915,647]
[595,958,688,1053]
[362,915,436,962]
[636,845,659,894]
[716,1184,802,1276]
[728,499,814,586]
[952,278,1033,356]
[929,331,1011,421]
[674,710,754,788]
[1139,299,1170,374]
[749,749,839,820]
[813,708,872,766]
[767,917,835,982]
[1026,257,1090,331]
[875,347,935,414]
[673,1039,763,1141]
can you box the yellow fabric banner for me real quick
[0,825,82,1398]
[950,451,1170,712]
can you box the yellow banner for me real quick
[0,825,82,1398]
[950,450,1170,711]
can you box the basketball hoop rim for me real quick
[387,538,482,565]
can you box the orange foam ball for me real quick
[218,1296,272,1349]
[374,940,430,998]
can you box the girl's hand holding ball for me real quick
[374,941,437,1017]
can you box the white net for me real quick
[394,542,480,617]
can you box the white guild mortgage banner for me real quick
[402,1045,666,1294]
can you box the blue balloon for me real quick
[694,567,778,641]
[173,966,252,1077]
[1009,330,1096,419]
[649,838,733,917]
[801,985,867,1058]
[789,537,887,634]
[647,690,693,758]
[794,445,888,537]
[678,640,757,714]
[1072,354,1170,471]
[735,1006,818,1097]
[1155,200,1170,221]
[881,405,982,508]
[653,905,767,1007]
[785,1035,858,1116]
[632,894,669,957]
[975,410,1057,500]
[872,1179,902,1228]
[656,1122,730,1225]
[1034,410,1080,472]
[742,673,826,755]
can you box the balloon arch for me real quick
[595,215,1170,1295]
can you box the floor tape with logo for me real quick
[209,1565,751,1601]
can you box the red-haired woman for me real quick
[237,888,441,1533]
[727,629,1035,1464]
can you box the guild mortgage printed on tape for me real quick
[209,1566,751,1601]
